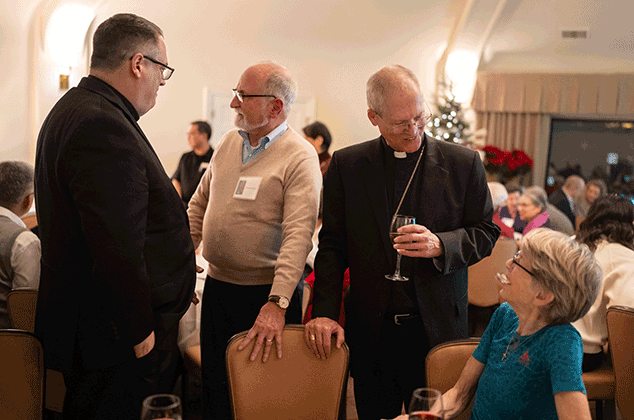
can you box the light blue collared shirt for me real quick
[240,121,288,164]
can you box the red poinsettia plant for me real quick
[482,145,533,179]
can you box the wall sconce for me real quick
[46,3,95,90]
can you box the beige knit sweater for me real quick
[187,127,321,300]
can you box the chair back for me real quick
[226,325,349,420]
[20,213,38,230]
[6,288,66,413]
[607,305,634,419]
[426,338,480,420]
[468,237,516,307]
[7,288,38,332]
[0,329,45,420]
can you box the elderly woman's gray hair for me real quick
[521,186,548,212]
[488,182,508,209]
[522,228,601,325]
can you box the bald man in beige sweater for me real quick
[187,62,321,420]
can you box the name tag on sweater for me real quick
[234,176,262,200]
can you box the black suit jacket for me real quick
[549,189,576,227]
[312,135,499,371]
[34,76,196,372]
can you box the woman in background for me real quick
[498,185,526,233]
[518,186,550,236]
[573,194,634,371]
[302,121,332,177]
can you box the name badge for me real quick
[233,176,262,200]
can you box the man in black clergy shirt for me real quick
[305,65,500,420]
[34,14,195,419]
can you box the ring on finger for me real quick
[310,334,316,341]
[266,339,273,343]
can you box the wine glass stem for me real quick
[394,253,402,277]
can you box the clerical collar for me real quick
[381,136,426,160]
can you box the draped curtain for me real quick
[472,72,634,156]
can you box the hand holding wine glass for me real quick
[386,214,416,281]
[141,394,182,420]
[408,388,444,419]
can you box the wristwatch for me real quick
[268,295,289,310]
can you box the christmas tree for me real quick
[426,78,470,144]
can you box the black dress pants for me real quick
[352,316,430,420]
[62,327,181,420]
[200,277,301,420]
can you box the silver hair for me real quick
[262,66,297,116]
[488,182,508,209]
[0,161,34,208]
[522,186,548,212]
[366,65,421,116]
[522,228,601,325]
[563,175,585,193]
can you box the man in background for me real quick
[35,14,195,419]
[0,161,40,329]
[172,120,214,206]
[549,174,585,227]
[305,65,499,420]
[188,62,321,420]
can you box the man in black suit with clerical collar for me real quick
[305,65,499,420]
[34,14,195,419]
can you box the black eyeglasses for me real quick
[232,89,276,103]
[142,56,174,80]
[512,250,536,278]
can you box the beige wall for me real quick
[2,0,451,175]
[3,0,633,175]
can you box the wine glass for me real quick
[408,388,444,419]
[141,394,182,420]
[385,214,416,281]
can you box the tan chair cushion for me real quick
[7,288,38,332]
[426,339,480,420]
[226,325,349,420]
[607,305,634,418]
[582,362,615,400]
[0,330,45,420]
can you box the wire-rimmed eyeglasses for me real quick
[142,56,174,81]
[232,89,276,103]
[512,250,536,278]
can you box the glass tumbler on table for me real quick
[141,394,182,420]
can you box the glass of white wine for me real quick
[385,214,416,281]
[408,388,444,419]
[141,394,182,420]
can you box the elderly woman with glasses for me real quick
[392,228,600,420]
[572,194,634,372]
